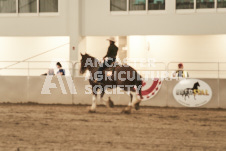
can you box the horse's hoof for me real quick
[88,107,96,113]
[121,107,132,114]
[134,103,140,110]
[88,109,96,113]
[108,99,114,108]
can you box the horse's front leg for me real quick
[89,86,101,113]
[99,87,107,105]
[122,91,141,114]
[89,94,97,113]
[100,86,114,108]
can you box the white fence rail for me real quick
[0,61,74,76]
[0,61,226,79]
[167,62,220,79]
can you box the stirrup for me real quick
[93,79,103,85]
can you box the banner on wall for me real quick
[173,79,212,107]
[141,78,162,101]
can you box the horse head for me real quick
[80,53,93,74]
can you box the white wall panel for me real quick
[81,0,226,36]
[0,0,69,36]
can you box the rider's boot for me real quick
[93,79,103,85]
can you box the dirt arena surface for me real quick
[0,104,226,151]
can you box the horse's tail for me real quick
[135,72,143,100]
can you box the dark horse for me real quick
[80,53,143,114]
[183,82,200,100]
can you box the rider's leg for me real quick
[106,58,116,67]
[95,60,107,82]
[95,58,116,83]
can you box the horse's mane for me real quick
[83,53,100,64]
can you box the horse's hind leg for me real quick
[133,94,142,110]
[99,88,106,105]
[122,93,133,114]
[99,87,114,108]
[122,92,142,114]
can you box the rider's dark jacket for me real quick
[104,43,118,59]
[96,43,118,82]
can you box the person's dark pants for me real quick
[96,58,116,81]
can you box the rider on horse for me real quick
[94,37,118,84]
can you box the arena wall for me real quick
[0,76,225,109]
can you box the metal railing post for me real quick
[71,61,75,105]
[27,62,30,103]
[166,62,169,107]
[218,62,220,108]
[72,62,78,105]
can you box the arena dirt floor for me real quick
[0,104,226,151]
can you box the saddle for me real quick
[104,62,118,77]
[94,62,119,84]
